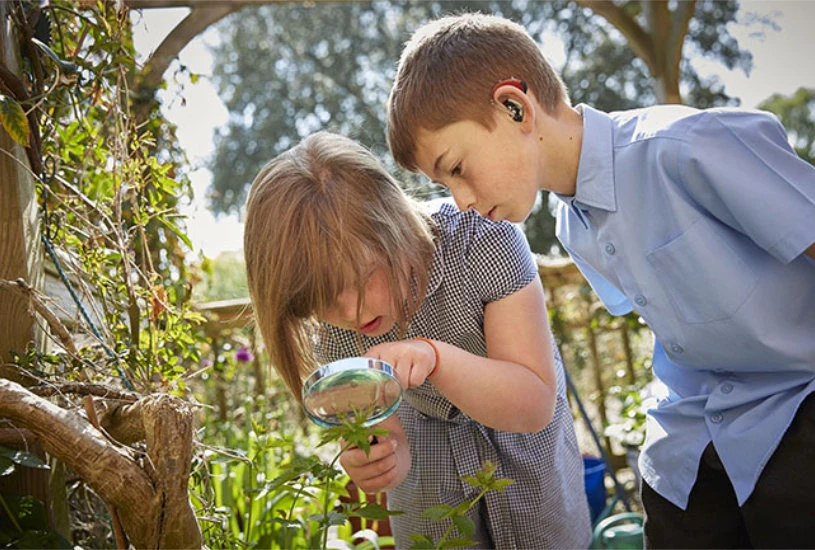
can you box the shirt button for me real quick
[710,412,723,424]
[670,344,684,354]
[721,382,734,394]
[634,295,647,307]
[605,243,616,255]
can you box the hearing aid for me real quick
[491,78,528,122]
[503,99,524,122]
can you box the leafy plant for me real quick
[409,461,514,550]
[191,391,401,550]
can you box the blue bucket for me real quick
[583,456,607,523]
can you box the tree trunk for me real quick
[0,380,202,549]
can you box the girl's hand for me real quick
[365,339,437,389]
[339,415,410,494]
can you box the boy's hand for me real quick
[339,415,411,494]
[365,340,436,389]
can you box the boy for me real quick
[387,12,815,548]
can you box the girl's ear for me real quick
[491,82,535,133]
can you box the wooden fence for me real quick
[196,255,655,470]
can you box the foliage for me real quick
[410,461,514,550]
[1,1,204,545]
[759,87,815,165]
[8,0,203,392]
[193,250,249,303]
[0,447,70,549]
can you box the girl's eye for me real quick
[450,163,462,177]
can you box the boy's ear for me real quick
[491,82,535,131]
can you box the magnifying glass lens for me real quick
[302,358,402,428]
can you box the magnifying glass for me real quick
[302,357,402,428]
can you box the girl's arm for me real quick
[366,278,557,433]
[339,413,411,494]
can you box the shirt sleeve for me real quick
[466,220,539,303]
[679,109,815,264]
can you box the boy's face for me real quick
[413,113,542,223]
[320,265,396,337]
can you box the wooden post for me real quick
[0,1,54,533]
[0,1,43,382]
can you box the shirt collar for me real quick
[570,104,617,212]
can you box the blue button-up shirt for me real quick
[556,104,815,509]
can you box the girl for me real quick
[243,131,591,549]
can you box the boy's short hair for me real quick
[388,12,568,171]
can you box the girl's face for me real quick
[320,265,396,337]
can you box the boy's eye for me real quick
[450,163,462,177]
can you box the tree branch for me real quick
[667,0,696,79]
[0,379,157,546]
[137,5,236,91]
[576,0,656,74]
[0,380,201,548]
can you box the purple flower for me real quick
[234,346,254,363]
[201,359,213,368]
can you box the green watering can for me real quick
[591,512,643,549]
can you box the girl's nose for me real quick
[333,288,359,325]
[452,185,477,213]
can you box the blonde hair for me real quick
[244,131,436,399]
[388,12,569,171]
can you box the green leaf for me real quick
[157,214,193,250]
[351,502,402,520]
[489,478,515,492]
[452,515,475,537]
[0,456,14,477]
[408,533,436,549]
[1,495,48,531]
[421,504,453,521]
[440,536,477,548]
[0,94,30,146]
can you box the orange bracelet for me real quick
[414,337,440,377]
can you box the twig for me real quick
[30,382,138,403]
[0,278,77,356]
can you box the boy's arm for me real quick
[366,278,557,433]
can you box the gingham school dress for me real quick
[317,203,592,549]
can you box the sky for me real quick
[131,1,815,259]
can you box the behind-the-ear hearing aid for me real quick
[503,99,524,122]
[491,78,528,122]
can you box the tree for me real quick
[206,0,759,253]
[759,87,815,165]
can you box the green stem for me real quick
[434,486,490,550]
[0,493,22,533]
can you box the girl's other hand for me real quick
[365,340,436,389]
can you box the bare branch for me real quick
[137,5,236,91]
[0,278,77,356]
[30,382,139,402]
[576,0,656,74]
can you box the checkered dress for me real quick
[317,204,592,549]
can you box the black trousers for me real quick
[642,391,815,549]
